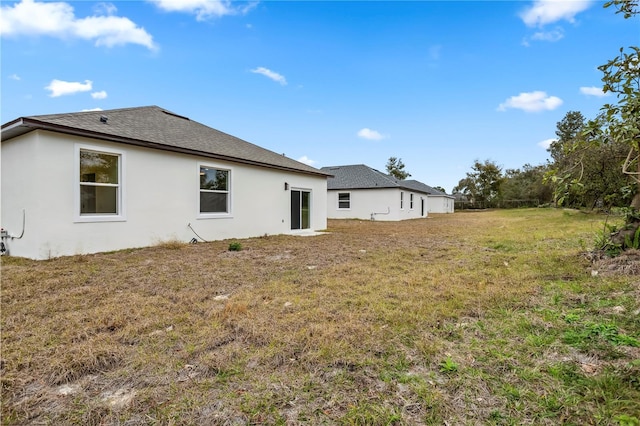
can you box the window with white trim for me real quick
[76,146,124,221]
[400,191,404,209]
[200,165,230,214]
[338,192,351,209]
[410,193,414,209]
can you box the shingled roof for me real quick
[1,106,328,177]
[321,164,400,190]
[401,180,453,197]
[320,164,449,195]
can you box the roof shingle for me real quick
[320,164,451,196]
[2,105,328,177]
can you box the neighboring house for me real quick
[321,164,439,221]
[1,106,329,260]
[401,180,455,214]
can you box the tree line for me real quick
[454,0,638,212]
[453,109,631,210]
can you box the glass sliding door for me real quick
[291,189,311,230]
[301,190,310,229]
[291,190,301,230]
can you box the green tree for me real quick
[545,111,592,206]
[581,138,632,208]
[453,160,504,208]
[605,0,638,18]
[590,0,639,209]
[502,164,553,207]
[548,111,586,164]
[386,157,411,180]
[546,112,632,209]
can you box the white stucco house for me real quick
[1,106,329,260]
[400,180,455,214]
[320,164,451,221]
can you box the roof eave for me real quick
[328,185,400,190]
[1,118,31,140]
[1,118,330,178]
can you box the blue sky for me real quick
[1,0,637,192]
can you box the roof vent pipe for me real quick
[100,115,108,123]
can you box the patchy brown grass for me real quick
[592,249,640,276]
[2,209,638,425]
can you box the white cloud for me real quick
[91,90,108,99]
[0,0,157,50]
[251,67,287,85]
[9,74,21,80]
[520,0,592,27]
[531,27,564,42]
[297,155,316,166]
[74,16,156,49]
[149,0,257,21]
[81,108,103,112]
[497,91,563,112]
[357,128,385,141]
[538,138,557,149]
[523,27,564,45]
[45,79,92,97]
[579,86,609,97]
[94,2,117,16]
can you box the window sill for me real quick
[197,213,233,220]
[74,215,126,223]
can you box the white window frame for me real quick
[74,144,126,223]
[337,192,351,210]
[400,191,404,210]
[198,162,233,219]
[410,193,414,210]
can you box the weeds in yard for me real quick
[157,239,186,250]
[438,357,459,374]
[2,209,638,424]
[563,322,639,349]
[228,241,242,251]
[342,403,403,425]
[615,415,640,426]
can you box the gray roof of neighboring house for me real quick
[402,180,454,198]
[321,164,400,190]
[1,105,328,177]
[320,164,451,196]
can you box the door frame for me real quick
[290,188,312,230]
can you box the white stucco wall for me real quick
[1,130,327,259]
[1,134,40,257]
[427,195,455,213]
[327,188,427,221]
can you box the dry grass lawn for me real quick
[1,209,639,425]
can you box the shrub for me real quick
[228,241,242,251]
